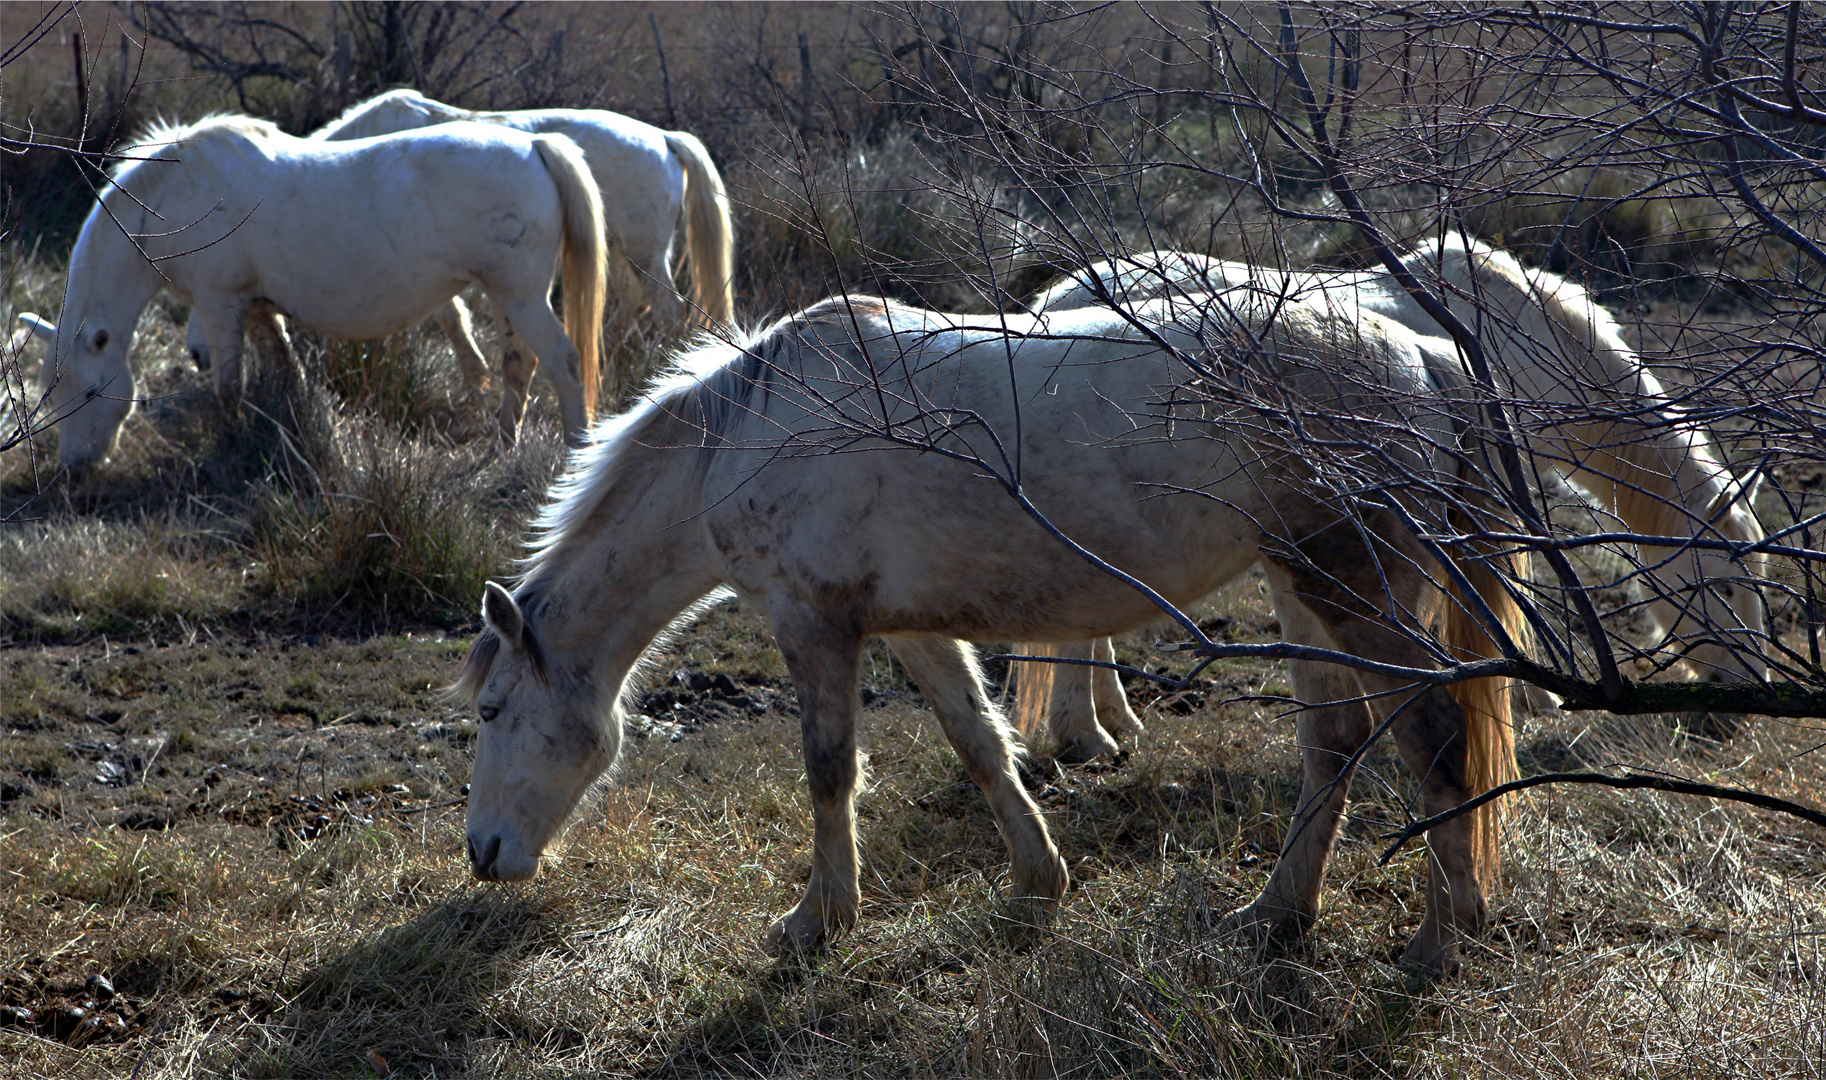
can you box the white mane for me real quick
[85,112,283,214]
[109,113,281,184]
[1437,236,1740,536]
[518,327,766,583]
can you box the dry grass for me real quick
[4,581,1826,1078]
[4,9,1825,1073]
[3,229,1824,1073]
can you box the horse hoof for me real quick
[1102,705,1145,741]
[762,920,825,958]
[1397,935,1461,984]
[1054,727,1120,764]
[1218,900,1310,949]
[1009,857,1069,923]
[762,901,850,957]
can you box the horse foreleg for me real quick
[765,600,865,954]
[194,301,249,411]
[434,296,490,393]
[887,636,1068,921]
[184,309,211,372]
[1223,647,1370,945]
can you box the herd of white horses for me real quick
[18,90,1774,978]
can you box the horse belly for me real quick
[708,446,1263,643]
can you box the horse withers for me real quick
[19,114,606,471]
[453,290,1524,976]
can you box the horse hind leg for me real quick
[483,296,542,445]
[634,259,685,333]
[1046,641,1120,763]
[1387,688,1491,977]
[433,296,491,394]
[1222,602,1372,947]
[1260,545,1491,977]
[888,636,1069,922]
[764,599,867,954]
[492,295,587,442]
[1090,637,1144,740]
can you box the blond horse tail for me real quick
[663,132,736,328]
[1010,643,1059,741]
[534,134,608,421]
[1437,547,1529,893]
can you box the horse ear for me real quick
[481,582,526,650]
[17,313,56,344]
[1740,470,1766,507]
[1709,469,1765,519]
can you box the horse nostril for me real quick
[469,834,502,879]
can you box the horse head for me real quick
[457,581,622,881]
[17,305,137,473]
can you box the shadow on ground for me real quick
[230,889,566,1077]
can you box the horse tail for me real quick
[1011,643,1058,741]
[534,134,608,421]
[1438,545,1528,893]
[664,132,736,328]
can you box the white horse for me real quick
[1022,240,1771,762]
[185,89,736,434]
[20,114,606,469]
[454,290,1526,976]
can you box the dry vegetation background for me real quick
[2,2,1826,1077]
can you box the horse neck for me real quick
[524,418,724,699]
[1605,421,1743,541]
[1424,248,1730,536]
[58,202,159,358]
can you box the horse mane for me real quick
[110,113,281,181]
[517,297,891,586]
[1434,235,1740,540]
[454,312,834,701]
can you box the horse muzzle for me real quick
[466,830,539,881]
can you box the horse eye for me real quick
[92,329,110,350]
[479,706,499,722]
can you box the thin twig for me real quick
[1379,771,1826,864]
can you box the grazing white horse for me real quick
[185,89,736,433]
[455,291,1526,976]
[21,115,606,469]
[1022,240,1771,761]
